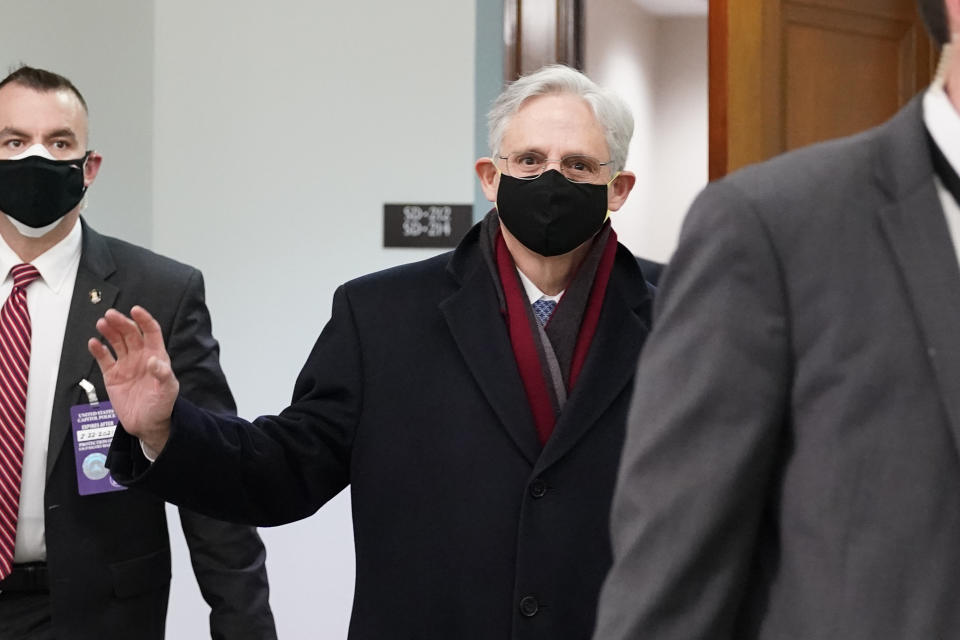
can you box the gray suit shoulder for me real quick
[98,232,200,282]
[690,116,904,247]
[728,127,879,205]
[78,223,209,317]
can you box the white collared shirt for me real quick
[923,80,960,262]
[516,267,563,306]
[0,219,82,562]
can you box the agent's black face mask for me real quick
[0,152,89,228]
[496,170,608,257]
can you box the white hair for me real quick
[487,65,634,173]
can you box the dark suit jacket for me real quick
[45,220,275,640]
[109,222,653,640]
[594,95,960,639]
[635,256,663,287]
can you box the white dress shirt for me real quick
[0,219,82,562]
[923,80,960,261]
[516,267,563,306]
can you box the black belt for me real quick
[0,562,49,593]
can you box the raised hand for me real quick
[88,305,180,455]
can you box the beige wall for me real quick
[585,1,708,263]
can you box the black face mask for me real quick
[0,153,89,228]
[496,169,609,257]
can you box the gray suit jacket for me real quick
[594,95,960,639]
[43,219,276,640]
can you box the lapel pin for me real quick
[89,289,102,304]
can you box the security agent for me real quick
[0,66,276,640]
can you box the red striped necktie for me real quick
[0,263,40,580]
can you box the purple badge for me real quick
[70,401,126,496]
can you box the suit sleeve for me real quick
[108,283,359,527]
[593,181,791,640]
[166,269,277,640]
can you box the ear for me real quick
[83,151,103,188]
[607,171,636,212]
[475,157,501,203]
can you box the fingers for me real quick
[130,306,167,354]
[87,336,116,371]
[94,306,167,359]
[113,308,145,352]
[95,312,127,359]
[94,308,140,358]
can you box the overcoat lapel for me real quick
[440,227,544,465]
[535,253,651,473]
[47,221,118,478]
[876,97,960,457]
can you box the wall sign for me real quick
[383,203,472,248]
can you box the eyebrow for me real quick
[508,147,547,156]
[0,126,80,143]
[45,128,78,142]
[0,127,29,138]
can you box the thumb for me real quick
[147,355,175,387]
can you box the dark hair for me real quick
[918,0,950,46]
[0,65,87,111]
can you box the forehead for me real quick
[0,83,88,141]
[500,92,608,157]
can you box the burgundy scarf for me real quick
[494,226,619,445]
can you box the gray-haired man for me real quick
[91,65,657,640]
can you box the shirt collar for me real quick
[0,218,83,293]
[924,79,960,179]
[516,267,563,305]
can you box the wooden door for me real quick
[504,0,582,81]
[710,0,938,179]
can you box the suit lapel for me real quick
[878,186,960,450]
[535,258,651,473]
[875,97,960,457]
[47,221,118,478]
[440,237,542,465]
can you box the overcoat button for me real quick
[519,595,539,617]
[530,479,547,498]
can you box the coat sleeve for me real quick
[593,180,791,640]
[108,282,359,528]
[165,269,277,640]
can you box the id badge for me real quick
[70,379,126,496]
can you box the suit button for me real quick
[530,479,547,498]
[519,595,539,617]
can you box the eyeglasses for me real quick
[498,151,612,183]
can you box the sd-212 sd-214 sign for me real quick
[383,203,472,248]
